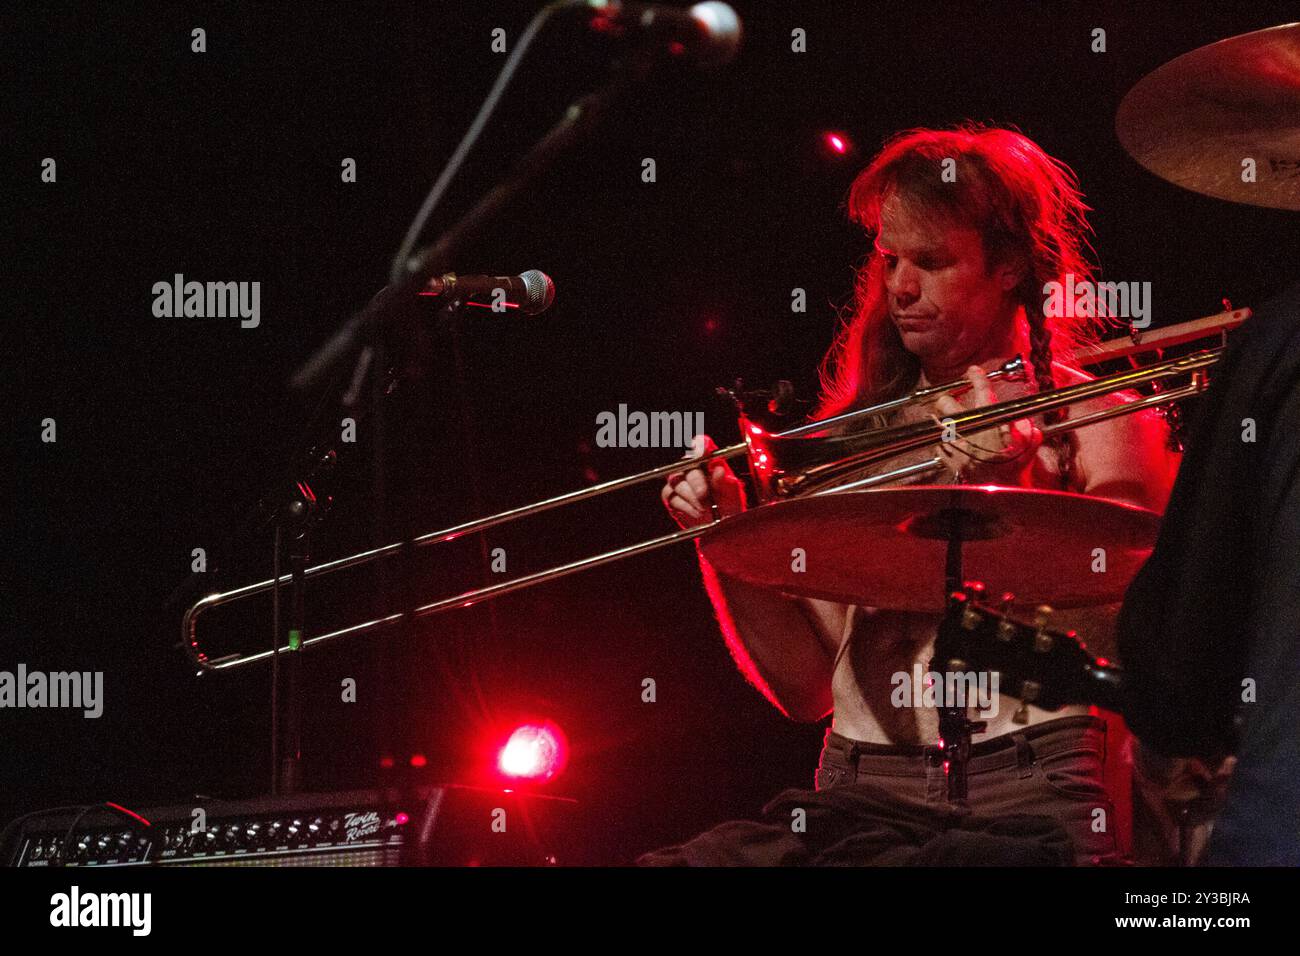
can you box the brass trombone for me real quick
[182,310,1245,674]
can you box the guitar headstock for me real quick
[935,582,1125,714]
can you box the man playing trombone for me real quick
[652,124,1180,865]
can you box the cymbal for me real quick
[1116,22,1300,210]
[697,485,1160,612]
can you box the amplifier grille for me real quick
[6,786,576,867]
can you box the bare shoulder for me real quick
[1052,362,1180,512]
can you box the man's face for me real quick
[875,193,1022,374]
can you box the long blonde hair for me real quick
[815,124,1105,484]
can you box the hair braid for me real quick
[1024,301,1075,488]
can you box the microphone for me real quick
[289,271,555,391]
[585,1,742,68]
[421,270,556,315]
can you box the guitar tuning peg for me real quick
[945,658,968,672]
[996,592,1016,641]
[961,606,982,631]
[1033,605,1055,652]
[1015,680,1042,723]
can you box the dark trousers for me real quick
[638,715,1119,866]
[816,715,1119,864]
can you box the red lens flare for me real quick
[497,722,568,782]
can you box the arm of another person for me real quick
[1071,398,1212,860]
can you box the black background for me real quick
[8,1,1300,864]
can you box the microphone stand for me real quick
[278,512,311,795]
[269,461,330,796]
[267,45,661,805]
[290,48,657,395]
[931,482,985,806]
[267,295,460,800]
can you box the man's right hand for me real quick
[661,434,748,529]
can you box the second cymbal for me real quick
[1116,21,1300,210]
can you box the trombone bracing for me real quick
[182,310,1244,674]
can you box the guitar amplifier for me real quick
[5,785,577,867]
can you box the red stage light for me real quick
[497,722,568,782]
[823,131,852,156]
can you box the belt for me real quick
[821,715,1106,777]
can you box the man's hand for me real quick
[662,434,747,529]
[1132,742,1237,865]
[932,365,1042,485]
